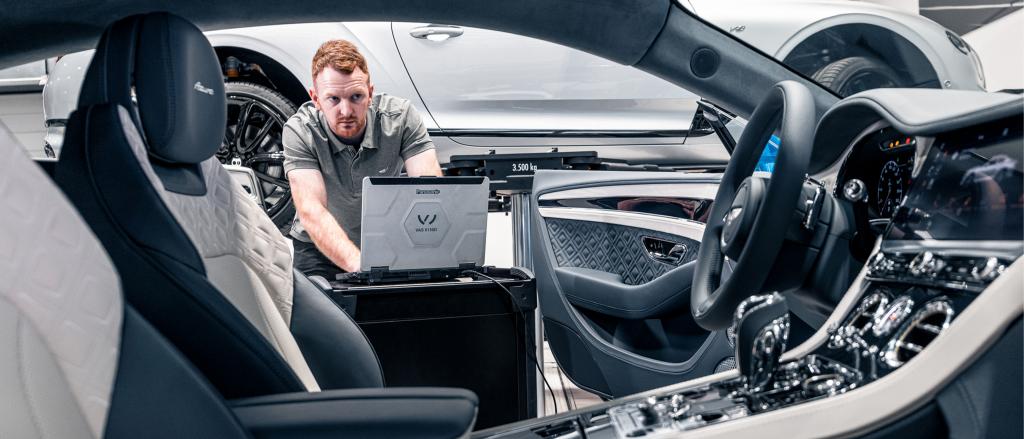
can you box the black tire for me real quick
[811,56,902,96]
[219,81,298,230]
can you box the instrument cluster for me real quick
[837,126,919,220]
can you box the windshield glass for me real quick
[685,0,1021,96]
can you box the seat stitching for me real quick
[160,14,176,146]
[16,314,49,439]
[67,106,304,391]
[249,276,287,354]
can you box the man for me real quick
[283,39,443,279]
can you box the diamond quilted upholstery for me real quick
[0,123,122,438]
[114,108,319,391]
[546,218,699,285]
[163,159,296,324]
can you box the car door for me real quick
[0,60,47,93]
[529,170,734,398]
[390,23,723,167]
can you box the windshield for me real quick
[684,0,1020,96]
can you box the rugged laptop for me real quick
[344,176,489,283]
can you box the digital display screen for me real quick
[886,117,1023,241]
[755,135,781,174]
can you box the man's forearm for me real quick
[297,204,360,271]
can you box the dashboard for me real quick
[477,89,1022,439]
[834,125,922,221]
[826,113,1022,246]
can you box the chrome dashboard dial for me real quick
[842,179,867,202]
[876,160,909,217]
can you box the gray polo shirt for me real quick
[282,94,435,245]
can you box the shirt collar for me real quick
[322,97,378,154]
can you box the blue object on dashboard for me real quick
[755,135,780,173]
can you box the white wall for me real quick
[963,10,1023,92]
[485,212,515,268]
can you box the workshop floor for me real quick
[541,341,603,416]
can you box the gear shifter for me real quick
[731,293,790,391]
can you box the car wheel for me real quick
[811,56,902,96]
[218,81,298,229]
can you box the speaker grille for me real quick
[715,356,737,373]
[690,47,720,78]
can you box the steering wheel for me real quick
[691,81,816,330]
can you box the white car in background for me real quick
[39,0,984,225]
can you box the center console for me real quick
[600,247,1013,439]
[475,114,1022,439]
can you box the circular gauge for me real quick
[876,160,908,216]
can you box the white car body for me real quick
[44,22,723,166]
[41,1,983,166]
[685,0,985,90]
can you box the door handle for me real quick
[409,24,464,40]
[643,236,688,264]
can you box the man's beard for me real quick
[334,119,366,145]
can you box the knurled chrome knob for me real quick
[843,179,867,202]
[971,257,1003,280]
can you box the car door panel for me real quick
[391,22,699,143]
[0,60,46,92]
[431,135,730,169]
[391,22,697,129]
[531,170,734,398]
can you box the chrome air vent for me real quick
[881,300,954,368]
[848,292,890,334]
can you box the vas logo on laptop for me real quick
[405,202,447,242]
[417,214,438,226]
[416,189,441,195]
[414,214,440,232]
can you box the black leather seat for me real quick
[0,118,253,439]
[0,117,478,439]
[55,12,384,399]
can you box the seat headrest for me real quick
[79,12,225,165]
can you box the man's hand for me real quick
[289,168,362,272]
[405,149,443,177]
[342,251,361,273]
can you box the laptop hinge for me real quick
[368,266,391,283]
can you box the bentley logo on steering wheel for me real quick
[724,207,743,228]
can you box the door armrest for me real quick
[555,261,696,319]
[230,387,478,438]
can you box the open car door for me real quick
[530,170,734,398]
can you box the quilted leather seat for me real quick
[55,12,384,399]
[0,119,252,439]
[2,118,480,439]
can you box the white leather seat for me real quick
[0,120,251,439]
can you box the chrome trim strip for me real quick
[880,240,1024,260]
[538,183,719,201]
[538,207,706,242]
[427,128,705,138]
